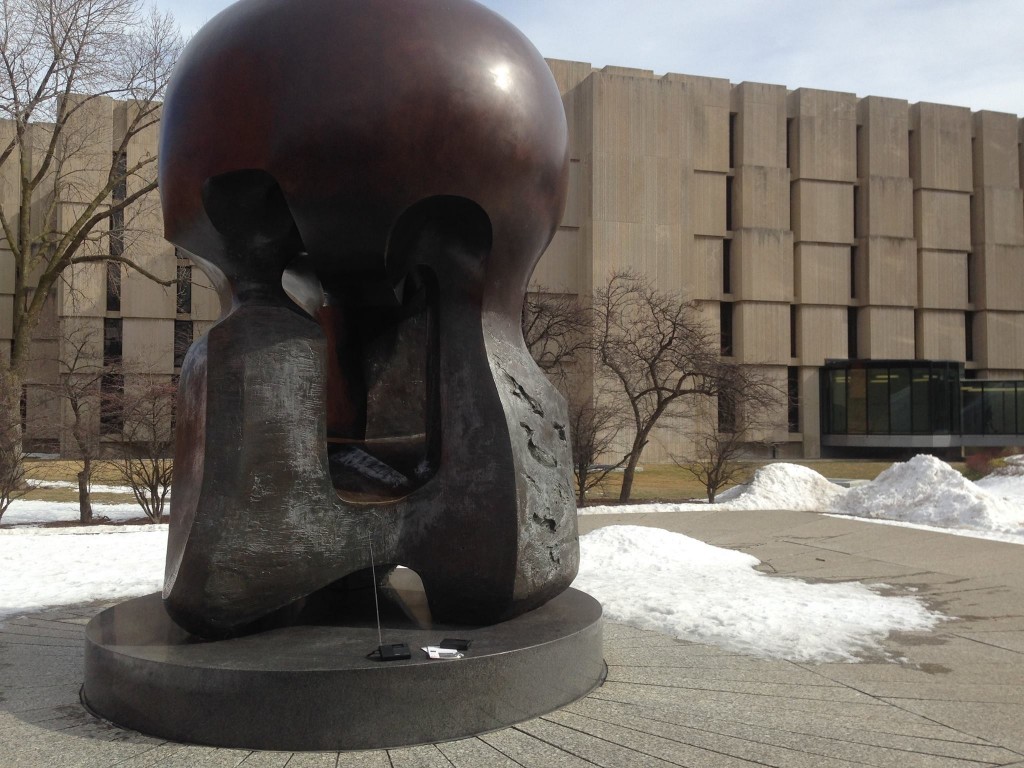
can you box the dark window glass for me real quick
[176,262,192,315]
[106,260,121,312]
[718,393,736,433]
[867,368,890,434]
[847,307,858,359]
[722,239,732,294]
[174,320,193,369]
[911,368,930,432]
[847,367,867,434]
[790,305,798,358]
[720,302,733,357]
[850,246,858,299]
[100,372,124,435]
[828,370,847,434]
[889,367,912,433]
[786,117,795,170]
[962,383,983,434]
[729,112,737,169]
[965,311,974,361]
[725,175,734,232]
[103,318,122,364]
[787,367,799,433]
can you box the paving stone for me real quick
[236,752,291,767]
[479,728,596,767]
[334,750,393,767]
[434,738,524,767]
[285,752,342,768]
[387,744,456,767]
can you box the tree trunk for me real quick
[78,460,93,524]
[618,449,643,502]
[577,461,587,506]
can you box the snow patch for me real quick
[832,454,1024,536]
[716,463,846,510]
[0,525,167,622]
[572,525,944,662]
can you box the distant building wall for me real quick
[533,60,1024,461]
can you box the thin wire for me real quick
[368,534,383,648]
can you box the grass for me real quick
[14,456,970,508]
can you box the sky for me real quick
[157,0,1024,116]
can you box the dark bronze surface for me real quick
[159,0,578,637]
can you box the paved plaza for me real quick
[2,509,1023,767]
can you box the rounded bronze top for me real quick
[159,0,569,297]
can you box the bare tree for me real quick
[0,0,182,433]
[0,374,26,520]
[595,272,743,503]
[106,374,174,521]
[43,324,106,521]
[675,365,784,502]
[568,391,627,505]
[522,291,590,380]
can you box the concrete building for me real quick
[6,62,1024,460]
[0,96,221,455]
[534,60,1024,460]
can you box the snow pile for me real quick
[716,463,847,511]
[976,455,1024,499]
[1,499,148,526]
[832,454,1024,536]
[573,525,944,662]
[0,525,166,622]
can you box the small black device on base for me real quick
[440,638,470,651]
[373,642,411,661]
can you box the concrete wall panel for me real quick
[795,244,851,304]
[861,306,916,358]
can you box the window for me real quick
[176,261,192,315]
[966,252,974,304]
[107,149,127,314]
[786,118,795,170]
[103,318,122,364]
[106,260,121,313]
[174,320,193,369]
[847,307,858,359]
[100,373,124,435]
[789,305,798,358]
[787,367,800,433]
[852,184,860,238]
[965,311,975,362]
[725,176,734,232]
[850,246,858,299]
[720,302,733,357]
[722,238,732,294]
[718,394,736,433]
[728,112,737,169]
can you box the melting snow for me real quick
[573,525,944,662]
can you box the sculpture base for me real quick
[82,588,604,751]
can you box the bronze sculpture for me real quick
[160,0,579,638]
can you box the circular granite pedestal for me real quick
[82,588,604,751]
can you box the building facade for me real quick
[6,62,1024,460]
[533,59,1024,460]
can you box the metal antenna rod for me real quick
[368,534,383,648]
